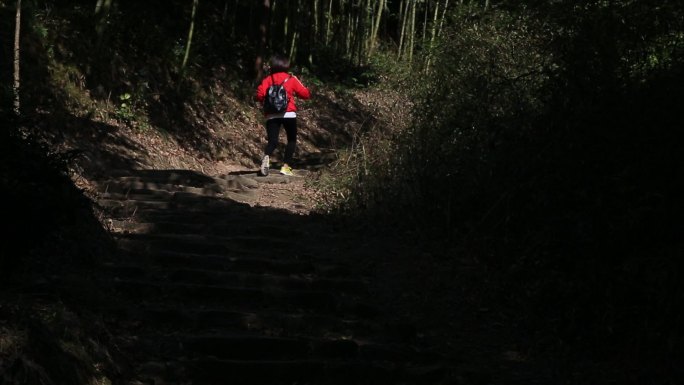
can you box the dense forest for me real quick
[2,0,683,384]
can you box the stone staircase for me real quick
[87,169,447,385]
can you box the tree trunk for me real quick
[312,0,319,44]
[95,0,113,41]
[408,0,416,64]
[223,0,236,39]
[368,0,385,58]
[346,10,352,56]
[437,0,449,38]
[288,0,301,62]
[397,0,407,60]
[284,4,290,51]
[13,0,21,116]
[351,3,361,60]
[222,0,228,22]
[255,0,271,81]
[289,30,298,62]
[324,0,333,44]
[425,0,441,70]
[358,0,369,65]
[361,0,371,63]
[181,0,199,70]
[422,0,428,48]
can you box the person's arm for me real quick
[291,76,310,100]
[255,78,268,103]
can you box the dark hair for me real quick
[269,54,290,74]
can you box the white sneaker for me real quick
[260,155,270,176]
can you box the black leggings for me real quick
[265,117,297,165]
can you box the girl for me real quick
[255,54,311,176]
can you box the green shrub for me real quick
[330,3,684,376]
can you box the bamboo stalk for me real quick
[181,0,199,70]
[13,0,22,116]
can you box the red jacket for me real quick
[255,72,311,115]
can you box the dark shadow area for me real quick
[3,1,259,162]
[54,167,445,384]
[0,114,116,287]
[325,5,684,384]
[1,113,123,385]
[292,149,339,171]
[2,130,445,383]
[228,170,257,176]
[301,90,372,149]
[309,46,381,88]
[25,112,152,179]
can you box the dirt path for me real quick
[82,168,448,384]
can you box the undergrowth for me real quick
[1,112,122,385]
[316,5,684,383]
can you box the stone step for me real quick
[115,250,317,276]
[102,263,367,293]
[98,194,257,217]
[108,219,319,239]
[136,334,311,361]
[127,333,429,363]
[99,170,259,188]
[106,210,345,241]
[106,279,376,316]
[99,198,172,213]
[136,357,445,385]
[100,189,175,201]
[102,169,220,184]
[115,232,303,255]
[98,181,253,196]
[121,207,315,223]
[99,187,258,203]
[108,220,353,256]
[114,238,355,278]
[107,306,384,340]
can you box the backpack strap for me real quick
[269,74,291,86]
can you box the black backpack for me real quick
[263,74,291,114]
